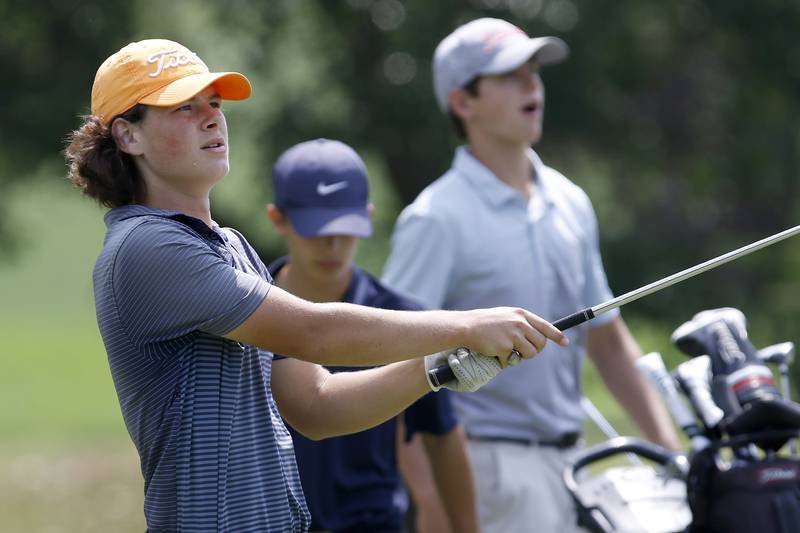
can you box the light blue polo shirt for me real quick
[93,205,310,532]
[382,147,619,442]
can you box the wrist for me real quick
[416,357,438,394]
[452,310,475,348]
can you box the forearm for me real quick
[600,359,682,449]
[275,358,431,440]
[228,287,465,366]
[589,318,682,450]
[422,427,480,533]
[303,303,469,366]
[227,285,566,367]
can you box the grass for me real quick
[0,177,694,531]
[0,445,144,533]
[0,175,124,443]
[0,316,124,443]
[581,317,682,445]
[0,177,144,532]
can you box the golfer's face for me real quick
[136,87,230,189]
[472,60,545,145]
[284,224,359,285]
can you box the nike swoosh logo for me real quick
[316,181,349,196]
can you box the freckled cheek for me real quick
[163,137,185,157]
[155,127,191,158]
[217,112,228,140]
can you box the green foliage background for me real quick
[4,0,800,331]
[2,0,800,531]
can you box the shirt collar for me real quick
[267,255,289,278]
[104,204,222,241]
[452,145,556,209]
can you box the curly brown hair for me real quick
[64,104,147,208]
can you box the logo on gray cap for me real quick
[432,18,569,112]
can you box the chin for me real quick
[314,264,349,283]
[316,265,344,277]
[525,127,543,145]
[208,163,230,182]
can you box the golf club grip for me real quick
[553,308,595,330]
[427,308,596,388]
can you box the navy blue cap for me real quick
[272,139,372,237]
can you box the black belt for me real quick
[468,432,580,449]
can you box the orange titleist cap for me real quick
[91,39,252,124]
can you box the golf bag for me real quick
[564,436,692,533]
[673,308,800,533]
[565,307,800,533]
[686,440,800,533]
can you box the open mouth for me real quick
[522,102,539,113]
[202,139,226,150]
[317,260,342,271]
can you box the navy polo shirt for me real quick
[94,206,309,533]
[269,257,458,533]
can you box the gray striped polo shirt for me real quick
[93,205,310,532]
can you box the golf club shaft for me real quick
[580,396,642,465]
[428,224,800,388]
[566,223,800,326]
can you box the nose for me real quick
[520,69,540,90]
[323,236,346,249]
[203,105,222,130]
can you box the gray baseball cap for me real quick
[432,18,569,112]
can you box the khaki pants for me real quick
[468,439,587,533]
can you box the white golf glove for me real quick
[424,347,503,392]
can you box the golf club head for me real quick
[672,308,782,418]
[670,307,748,359]
[757,341,795,366]
[673,356,725,431]
[637,353,705,439]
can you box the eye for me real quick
[210,100,222,109]
[174,103,192,112]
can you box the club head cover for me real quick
[671,307,748,360]
[671,308,781,414]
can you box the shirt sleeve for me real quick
[403,389,458,440]
[381,208,455,310]
[113,220,271,346]
[580,196,620,327]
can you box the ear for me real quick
[111,118,145,156]
[448,87,475,122]
[267,204,290,236]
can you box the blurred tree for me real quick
[0,0,135,254]
[3,0,800,337]
[543,0,800,333]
